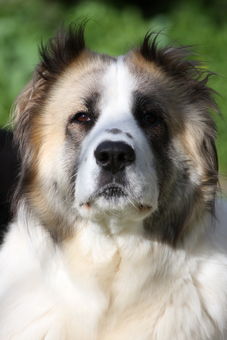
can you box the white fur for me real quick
[1,200,227,339]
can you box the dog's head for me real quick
[13,25,218,243]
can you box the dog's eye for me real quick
[141,112,162,126]
[70,112,93,124]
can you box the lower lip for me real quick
[80,202,152,213]
[99,187,126,198]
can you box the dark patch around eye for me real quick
[84,92,100,116]
[66,91,100,137]
[133,91,166,128]
[132,91,170,153]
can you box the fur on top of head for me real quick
[12,23,218,244]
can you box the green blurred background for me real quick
[0,0,226,179]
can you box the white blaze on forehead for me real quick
[100,57,136,122]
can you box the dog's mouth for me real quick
[96,184,127,199]
[97,185,127,199]
[79,184,153,214]
[79,184,154,218]
[79,184,128,207]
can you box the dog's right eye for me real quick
[69,112,93,124]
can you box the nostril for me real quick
[124,148,135,164]
[98,151,109,165]
[117,149,135,166]
[118,152,125,163]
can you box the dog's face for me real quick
[13,26,218,243]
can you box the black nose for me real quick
[94,141,135,174]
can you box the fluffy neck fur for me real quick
[1,199,227,340]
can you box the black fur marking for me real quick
[84,92,100,117]
[133,91,167,120]
[39,23,86,80]
[133,91,169,146]
[145,189,199,246]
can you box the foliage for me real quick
[0,0,226,173]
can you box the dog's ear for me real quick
[12,24,86,208]
[12,24,86,156]
[13,73,46,156]
[11,71,47,211]
[39,23,85,80]
[200,122,219,210]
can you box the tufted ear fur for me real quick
[139,32,218,109]
[13,24,86,152]
[200,125,219,210]
[13,74,46,158]
[39,23,85,80]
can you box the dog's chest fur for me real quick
[1,209,227,340]
[56,218,225,340]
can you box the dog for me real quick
[0,24,227,340]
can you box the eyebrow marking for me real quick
[106,128,122,134]
[133,90,166,119]
[84,92,100,113]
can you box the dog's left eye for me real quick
[70,112,93,124]
[141,112,162,126]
